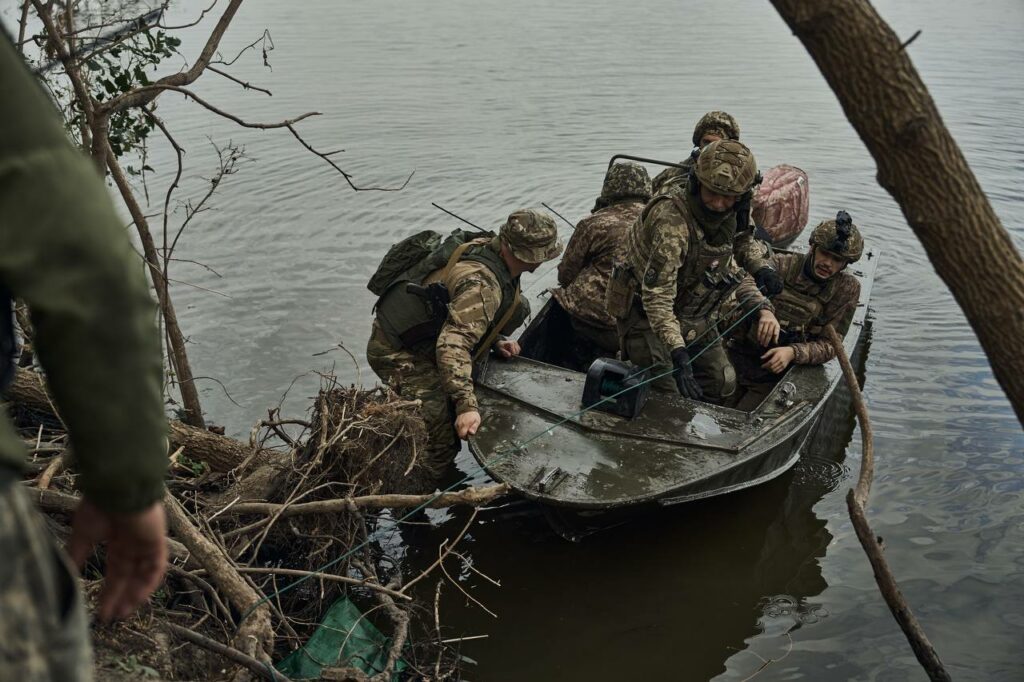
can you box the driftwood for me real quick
[223,484,509,517]
[7,367,265,472]
[825,325,951,681]
[164,493,275,667]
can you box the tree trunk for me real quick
[6,367,258,472]
[769,0,1024,426]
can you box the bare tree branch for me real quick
[97,0,244,115]
[207,64,273,96]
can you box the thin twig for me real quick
[207,65,273,95]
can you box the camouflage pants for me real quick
[617,309,737,403]
[366,323,459,481]
[0,470,92,682]
[569,316,620,358]
[727,340,781,411]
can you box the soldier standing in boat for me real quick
[551,161,652,359]
[727,212,864,411]
[651,111,784,297]
[367,209,562,485]
[606,140,780,404]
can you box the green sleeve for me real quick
[0,36,167,513]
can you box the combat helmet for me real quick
[500,209,563,264]
[692,111,740,147]
[809,210,864,263]
[600,161,652,204]
[693,139,759,197]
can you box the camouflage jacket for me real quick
[770,252,861,365]
[624,190,769,350]
[427,259,513,415]
[650,169,772,275]
[552,199,644,329]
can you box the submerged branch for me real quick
[825,324,951,682]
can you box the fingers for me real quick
[455,411,482,439]
[760,349,785,374]
[91,502,168,622]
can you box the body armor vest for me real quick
[376,238,519,357]
[770,253,839,339]
[658,195,743,324]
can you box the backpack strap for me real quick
[472,284,521,363]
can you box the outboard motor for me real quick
[581,358,650,419]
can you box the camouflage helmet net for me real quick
[693,139,758,197]
[809,210,864,263]
[601,161,652,203]
[692,110,741,147]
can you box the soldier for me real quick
[728,211,864,411]
[606,140,779,404]
[1,34,168,680]
[651,111,782,296]
[367,209,562,483]
[651,110,741,196]
[551,161,652,358]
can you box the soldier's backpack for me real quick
[367,228,496,297]
[367,230,444,297]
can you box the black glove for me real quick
[670,346,703,400]
[755,266,784,297]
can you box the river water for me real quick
[14,0,1024,678]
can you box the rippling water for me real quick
[17,0,1024,677]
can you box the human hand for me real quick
[669,346,703,400]
[754,266,784,297]
[761,346,795,374]
[455,410,482,439]
[495,339,521,359]
[756,309,781,347]
[67,498,168,622]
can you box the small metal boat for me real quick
[468,248,877,514]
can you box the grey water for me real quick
[12,0,1024,678]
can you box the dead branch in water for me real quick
[825,324,951,681]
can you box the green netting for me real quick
[275,597,406,680]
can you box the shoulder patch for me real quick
[644,265,658,287]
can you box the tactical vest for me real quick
[648,195,744,326]
[375,237,520,359]
[770,253,840,339]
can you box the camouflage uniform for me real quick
[552,162,651,355]
[651,111,741,196]
[0,472,90,682]
[608,141,770,402]
[367,210,561,480]
[1,35,167,681]
[729,215,864,410]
